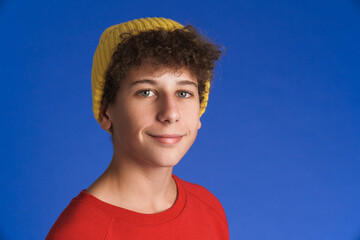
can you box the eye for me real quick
[177,91,192,98]
[138,90,155,97]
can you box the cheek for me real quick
[121,105,154,132]
[184,105,201,128]
[185,115,201,133]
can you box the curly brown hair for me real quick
[102,25,223,108]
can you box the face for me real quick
[100,63,202,169]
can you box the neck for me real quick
[86,152,178,214]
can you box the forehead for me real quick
[124,62,198,84]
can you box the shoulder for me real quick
[46,191,112,240]
[175,176,228,222]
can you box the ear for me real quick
[198,119,201,130]
[99,103,112,131]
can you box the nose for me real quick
[156,95,180,124]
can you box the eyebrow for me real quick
[130,79,198,87]
[177,80,198,88]
[130,79,157,86]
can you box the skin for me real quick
[86,62,202,214]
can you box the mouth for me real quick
[148,133,184,145]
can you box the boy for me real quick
[46,17,228,239]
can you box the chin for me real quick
[142,150,186,168]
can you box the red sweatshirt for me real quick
[46,175,229,240]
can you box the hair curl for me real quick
[102,25,223,107]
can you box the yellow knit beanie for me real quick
[91,17,211,125]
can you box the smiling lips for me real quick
[149,134,184,145]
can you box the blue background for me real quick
[1,0,360,239]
